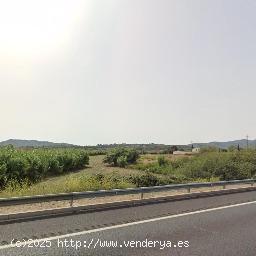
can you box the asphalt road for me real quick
[1,190,256,255]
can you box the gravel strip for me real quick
[0,184,253,215]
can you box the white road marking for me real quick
[1,200,256,250]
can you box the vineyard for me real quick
[0,146,89,189]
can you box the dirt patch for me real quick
[138,154,192,164]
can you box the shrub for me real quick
[117,155,128,167]
[130,173,160,187]
[157,156,168,166]
[0,163,7,188]
[178,151,256,181]
[133,151,256,183]
[103,148,140,167]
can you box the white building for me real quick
[192,147,200,153]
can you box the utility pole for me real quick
[191,141,194,150]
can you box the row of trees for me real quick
[0,146,89,189]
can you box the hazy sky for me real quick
[1,0,256,145]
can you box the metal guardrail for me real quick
[0,179,255,207]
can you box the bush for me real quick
[103,148,140,167]
[178,151,256,181]
[117,155,128,168]
[0,163,7,188]
[129,172,180,187]
[157,156,168,166]
[130,173,160,187]
[133,151,256,183]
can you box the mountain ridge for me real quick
[192,139,256,149]
[0,138,256,149]
[0,139,76,148]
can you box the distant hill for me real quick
[0,140,188,151]
[192,139,256,149]
[0,139,76,148]
[1,138,256,150]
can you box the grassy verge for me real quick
[0,155,140,198]
[1,150,256,198]
[133,151,256,182]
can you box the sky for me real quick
[0,0,256,146]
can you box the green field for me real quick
[1,147,256,198]
[0,155,140,198]
[0,153,191,197]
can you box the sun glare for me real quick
[0,0,87,59]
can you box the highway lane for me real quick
[1,190,256,255]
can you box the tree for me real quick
[170,146,178,154]
[103,148,140,167]
[228,145,237,152]
[158,156,168,166]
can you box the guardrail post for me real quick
[1,179,255,208]
[70,194,74,207]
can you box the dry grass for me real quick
[0,155,141,198]
[138,154,192,164]
[85,155,141,176]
